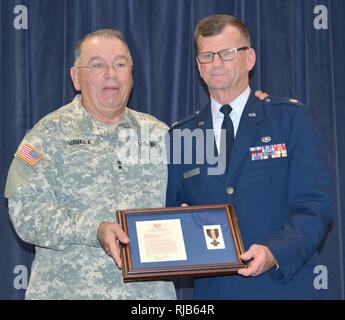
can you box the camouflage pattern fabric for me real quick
[5,95,176,300]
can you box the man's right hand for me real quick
[97,222,130,268]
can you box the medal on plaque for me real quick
[203,225,225,250]
[206,228,220,247]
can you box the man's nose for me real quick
[212,53,224,66]
[104,65,117,78]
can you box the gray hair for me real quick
[194,15,251,51]
[74,28,132,65]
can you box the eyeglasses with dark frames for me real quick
[197,47,249,64]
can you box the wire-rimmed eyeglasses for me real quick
[197,47,249,64]
[75,62,132,75]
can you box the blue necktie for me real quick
[220,105,234,172]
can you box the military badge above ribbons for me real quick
[116,204,245,282]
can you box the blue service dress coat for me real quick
[166,93,333,299]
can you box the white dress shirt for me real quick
[211,86,251,152]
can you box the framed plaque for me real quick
[116,204,245,282]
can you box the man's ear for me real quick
[196,57,204,79]
[246,48,256,72]
[70,67,81,91]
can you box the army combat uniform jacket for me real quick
[5,95,176,299]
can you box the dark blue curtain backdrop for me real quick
[1,0,344,299]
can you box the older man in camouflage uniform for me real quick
[5,29,176,299]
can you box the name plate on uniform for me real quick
[116,204,245,282]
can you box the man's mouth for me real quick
[211,71,227,76]
[102,86,119,93]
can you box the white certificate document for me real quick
[136,219,187,263]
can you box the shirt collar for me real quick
[73,94,135,135]
[211,86,251,122]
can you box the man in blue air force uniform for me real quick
[167,15,332,299]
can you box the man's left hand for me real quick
[238,244,276,277]
[254,90,269,100]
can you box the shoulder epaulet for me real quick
[262,96,304,107]
[170,110,200,129]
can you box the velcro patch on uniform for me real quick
[250,143,287,161]
[15,143,44,167]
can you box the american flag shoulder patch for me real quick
[15,143,44,167]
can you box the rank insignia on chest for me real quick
[250,143,287,161]
[138,141,157,147]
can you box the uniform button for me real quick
[226,187,234,195]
